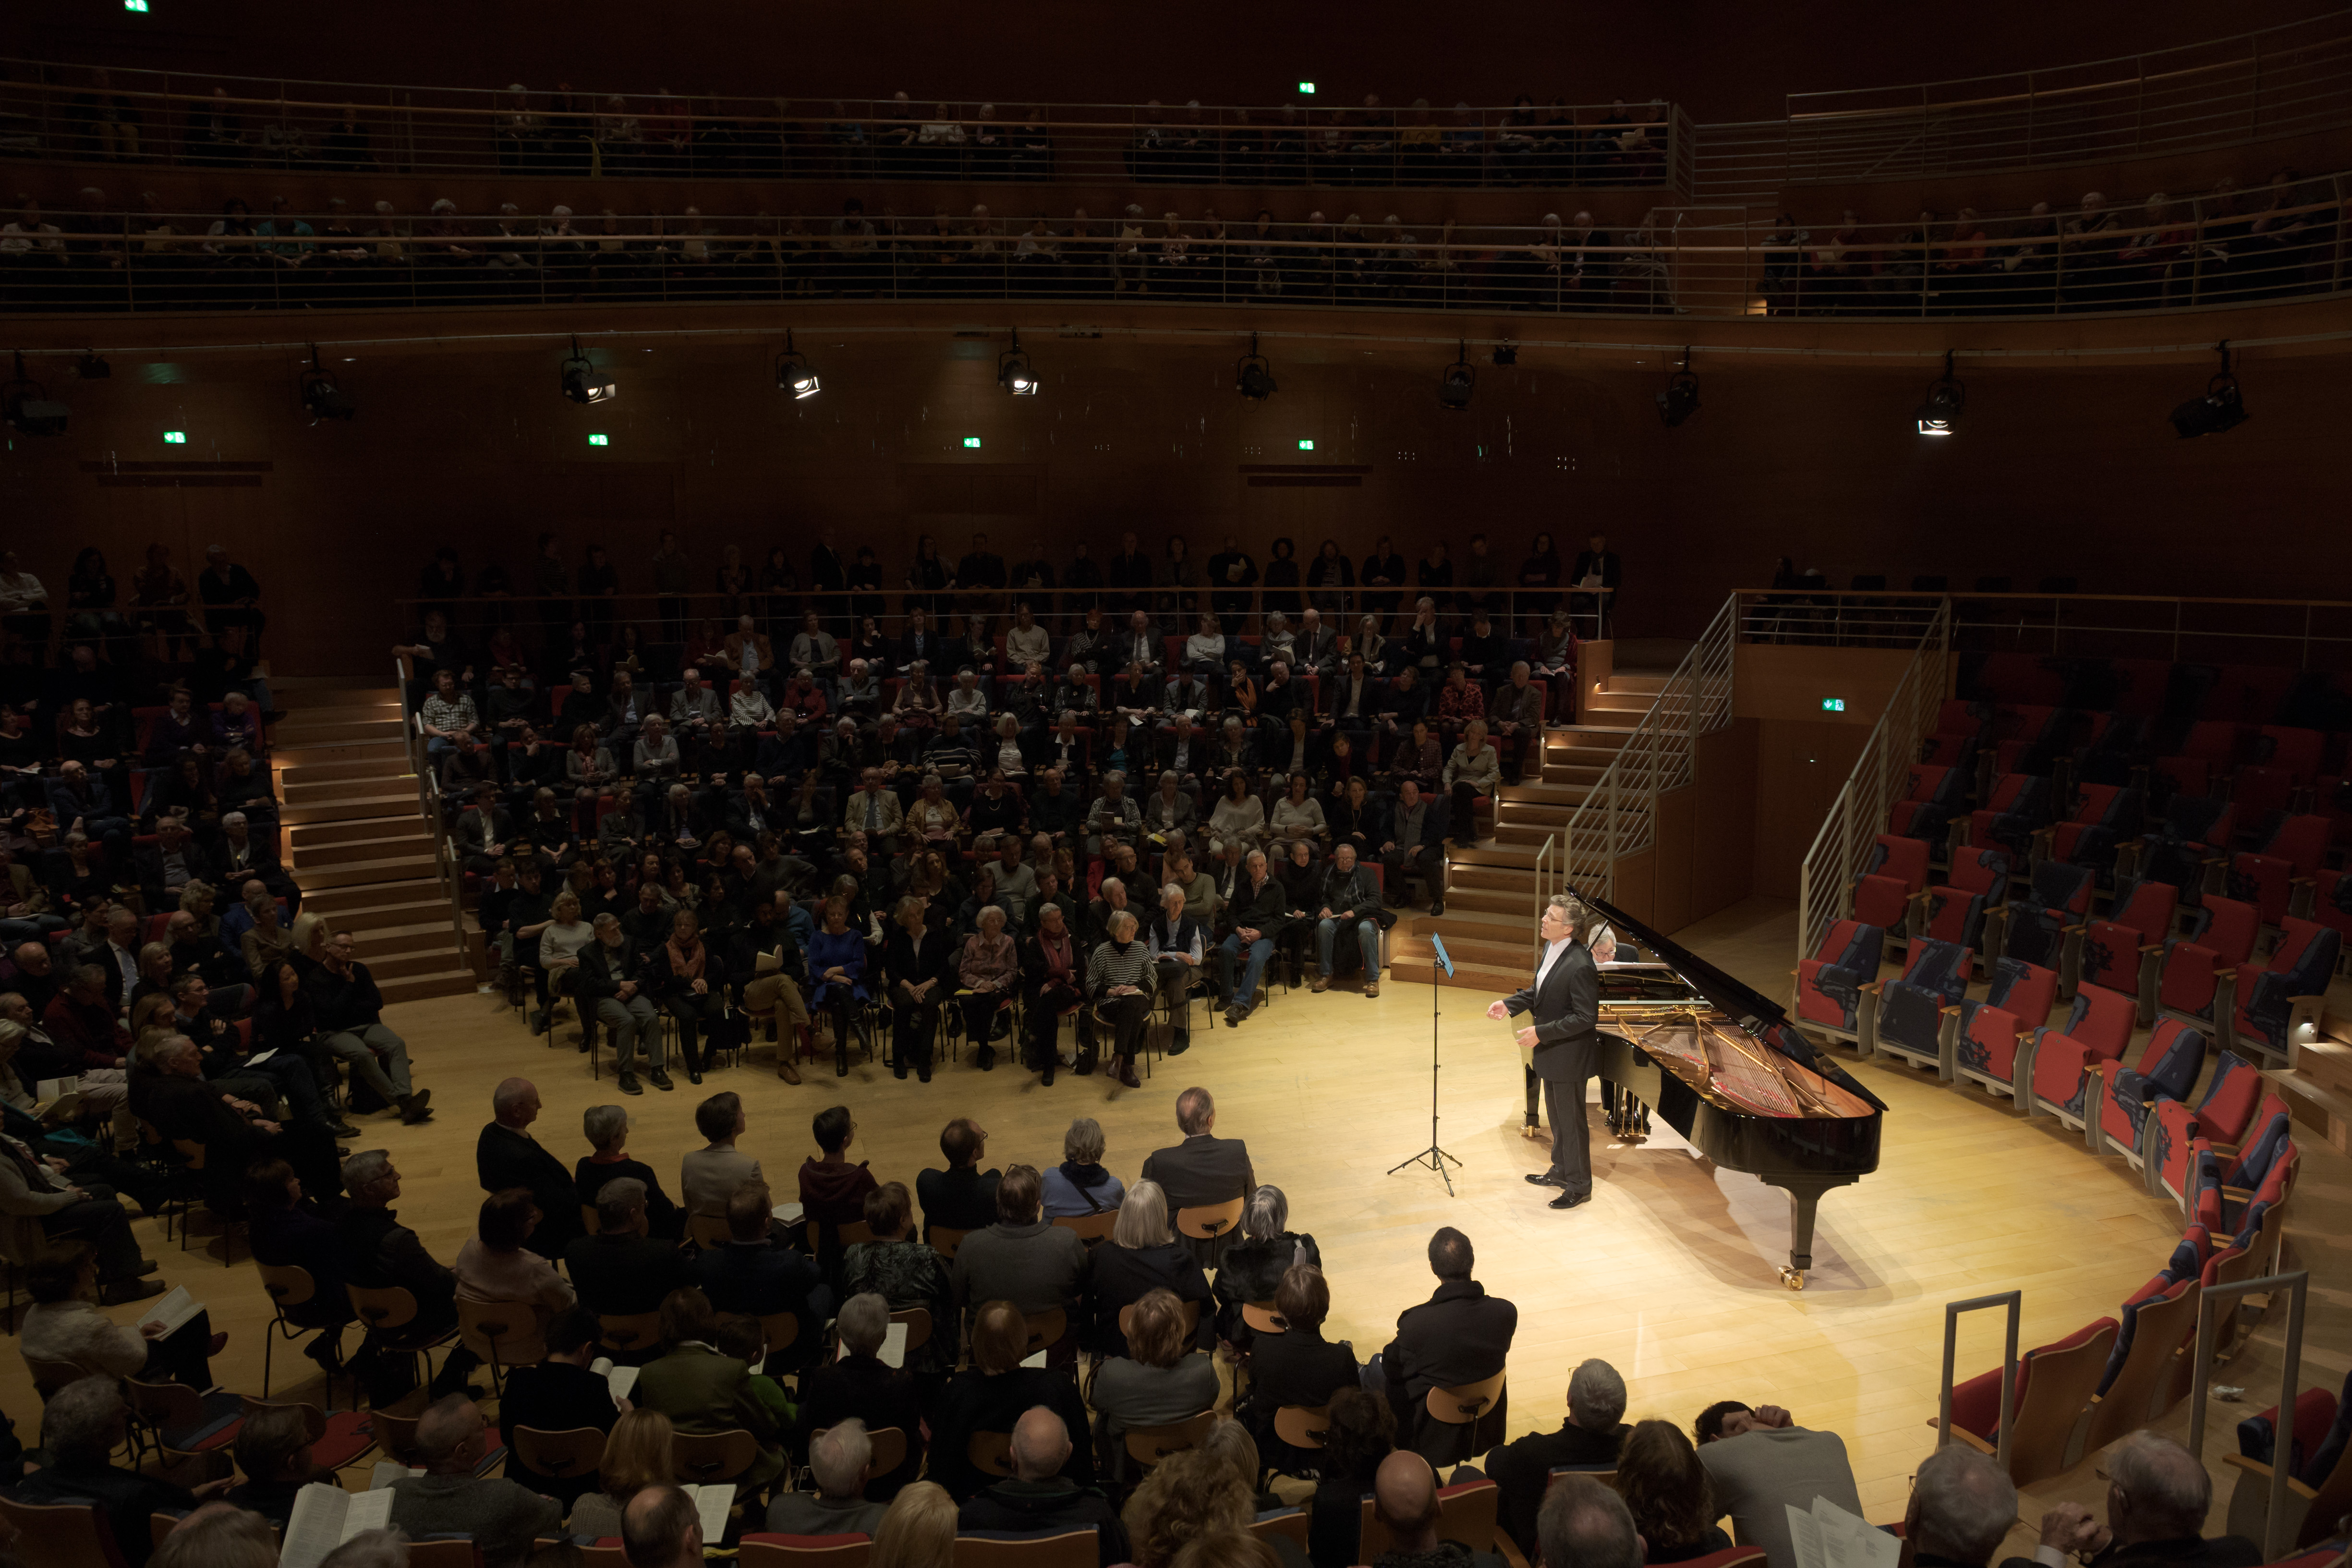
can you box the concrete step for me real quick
[340,906,459,945]
[281,789,424,825]
[285,852,439,891]
[272,677,400,702]
[362,943,473,982]
[304,877,447,916]
[277,741,411,773]
[380,970,481,1006]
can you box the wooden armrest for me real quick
[2064,922,2088,934]
[1939,1006,1964,1017]
[2138,943,2165,954]
[1860,982,1886,996]
[2215,966,2234,977]
[2220,1454,2320,1500]
[2291,875,2316,887]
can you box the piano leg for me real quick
[1772,1174,1856,1291]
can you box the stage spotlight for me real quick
[75,352,110,380]
[559,335,617,405]
[1914,350,1964,436]
[775,330,820,400]
[1656,350,1699,427]
[997,330,1037,396]
[1491,342,1518,366]
[2170,342,2249,438]
[1236,332,1277,401]
[299,345,354,422]
[1437,343,1476,412]
[2,352,69,437]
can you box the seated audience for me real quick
[1043,1114,1127,1218]
[1374,1226,1516,1459]
[844,1179,959,1385]
[1123,1446,1261,1568]
[871,1481,959,1568]
[1087,1179,1211,1359]
[1616,1418,1729,1564]
[1994,1430,2256,1568]
[635,1285,787,1489]
[567,1407,674,1540]
[1140,1086,1254,1268]
[1372,1448,1507,1568]
[927,1297,1097,1500]
[223,1404,325,1528]
[958,1405,1130,1567]
[306,928,432,1122]
[243,1156,353,1374]
[916,1115,1001,1242]
[799,1101,880,1275]
[767,1417,891,1537]
[386,1394,563,1568]
[338,1147,483,1402]
[575,1101,684,1240]
[794,1290,926,1497]
[1210,1184,1318,1350]
[566,1176,689,1332]
[1538,1474,1644,1568]
[474,1076,585,1261]
[1091,1286,1218,1455]
[689,1179,828,1371]
[497,1305,626,1512]
[454,1186,578,1349]
[1489,1357,1631,1558]
[15,1376,214,1568]
[1245,1264,1360,1471]
[951,1161,1089,1322]
[1694,1399,1862,1568]
[680,1089,760,1216]
[22,1241,220,1389]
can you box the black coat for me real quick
[1503,939,1600,1082]
[1139,1134,1255,1213]
[1245,1324,1360,1436]
[563,1232,690,1326]
[927,1367,1097,1500]
[1382,1278,1516,1410]
[1086,1241,1213,1356]
[1488,1419,1627,1560]
[794,1354,926,1498]
[497,1361,621,1507]
[476,1123,587,1260]
[1211,1231,1321,1346]
[916,1165,1003,1240]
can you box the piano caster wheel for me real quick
[1779,1266,1807,1291]
[1520,1123,1547,1142]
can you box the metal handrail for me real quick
[1555,594,1736,909]
[1935,1290,2021,1475]
[2187,1270,2309,1561]
[1793,598,1953,970]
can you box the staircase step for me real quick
[289,832,436,871]
[1585,692,1656,712]
[358,943,473,982]
[276,742,412,775]
[286,853,440,890]
[1436,886,1533,917]
[303,877,448,915]
[281,790,424,825]
[1608,674,1671,693]
[340,906,460,943]
[379,970,482,1006]
[1448,863,1542,891]
[1390,956,1525,990]
[290,817,437,850]
[276,701,405,728]
[268,717,406,747]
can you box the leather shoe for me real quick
[618,1073,643,1096]
[648,1070,674,1091]
[1548,1190,1591,1210]
[1524,1172,1564,1187]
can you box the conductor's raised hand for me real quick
[1486,999,1510,1021]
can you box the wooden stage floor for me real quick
[6,895,2341,1542]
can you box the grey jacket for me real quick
[951,1218,1089,1316]
[389,1473,561,1568]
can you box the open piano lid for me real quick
[1583,890,1891,1115]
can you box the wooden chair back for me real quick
[950,1530,1099,1568]
[1250,1510,1310,1550]
[579,1204,602,1236]
[1023,1307,1067,1354]
[672,1428,760,1484]
[1273,1405,1329,1449]
[891,1307,934,1353]
[347,1283,423,1334]
[239,1395,329,1442]
[759,1311,801,1359]
[406,1542,483,1568]
[1241,1301,1288,1336]
[1425,1369,1507,1426]
[599,1311,665,1356]
[806,1218,876,1252]
[1115,1298,1202,1343]
[867,1425,909,1477]
[967,1431,1014,1477]
[1175,1197,1244,1240]
[1052,1211,1117,1244]
[373,1407,427,1468]
[457,1297,546,1368]
[0,1495,129,1568]
[740,1539,874,1568]
[930,1225,969,1259]
[2085,1283,2201,1451]
[2002,1322,2117,1488]
[2299,1441,2352,1550]
[577,1544,630,1568]
[257,1262,317,1313]
[28,1356,85,1401]
[1123,1410,1218,1471]
[1361,1478,1501,1561]
[688,1212,733,1250]
[513,1425,609,1482]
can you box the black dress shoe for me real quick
[686,1067,703,1085]
[894,1062,909,1081]
[1168,1034,1190,1056]
[1042,1059,1056,1086]
[1549,1190,1591,1210]
[618,1073,643,1096]
[1524,1172,1564,1187]
[648,1070,674,1091]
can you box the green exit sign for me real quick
[1821,697,1846,712]
[587,434,609,446]
[963,437,982,448]
[124,0,148,11]
[1297,81,1316,94]
[1297,438,1315,451]
[162,430,185,444]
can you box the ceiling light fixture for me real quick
[1915,350,1964,436]
[559,335,617,404]
[1657,349,1700,427]
[1235,332,1277,401]
[299,344,354,422]
[997,330,1037,396]
[774,330,820,400]
[1437,341,1476,412]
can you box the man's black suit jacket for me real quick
[1997,1536,2264,1568]
[1503,939,1600,1083]
[1139,1133,1255,1213]
[476,1122,587,1260]
[1487,1418,1628,1559]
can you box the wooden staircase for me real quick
[1389,670,1671,990]
[272,679,476,1005]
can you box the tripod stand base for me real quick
[1388,1143,1463,1195]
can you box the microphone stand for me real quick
[1390,934,1461,1194]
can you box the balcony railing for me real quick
[2,187,2340,320]
[0,65,1683,194]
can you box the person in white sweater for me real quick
[1442,718,1502,847]
[22,1242,222,1388]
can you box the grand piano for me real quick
[1521,893,1887,1289]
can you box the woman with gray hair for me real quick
[955,904,1018,1071]
[1041,1116,1126,1219]
[1085,1179,1212,1360]
[1210,1185,1320,1350]
[1084,907,1153,1089]
[573,1102,684,1240]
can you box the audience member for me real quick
[622,1481,706,1568]
[634,1285,787,1488]
[242,1156,352,1374]
[1042,1115,1127,1217]
[843,1179,958,1382]
[1140,1086,1254,1267]
[454,1185,578,1354]
[474,1076,586,1260]
[566,1176,689,1331]
[916,1115,1001,1242]
[1616,1418,1729,1563]
[871,1480,960,1568]
[1092,1286,1219,1458]
[959,1405,1130,1565]
[951,1161,1089,1321]
[1373,1226,1516,1459]
[1124,1446,1259,1568]
[387,1394,563,1568]
[1994,1430,2257,1568]
[1694,1400,1862,1568]
[1537,1474,1644,1568]
[800,1101,880,1272]
[568,1407,674,1540]
[21,1241,220,1389]
[1210,1183,1317,1349]
[1087,1178,1211,1358]
[1372,1448,1507,1568]
[794,1290,926,1496]
[14,1375,216,1567]
[770,1416,893,1534]
[575,1102,685,1240]
[337,1148,483,1401]
[680,1090,760,1216]
[689,1179,828,1369]
[496,1305,626,1511]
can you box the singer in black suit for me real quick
[1488,894,1600,1210]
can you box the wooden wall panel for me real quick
[1612,847,1658,931]
[1750,721,1871,899]
[1735,645,1932,725]
[1691,720,1759,926]
[1652,784,1695,935]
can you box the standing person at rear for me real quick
[1488,893,1600,1211]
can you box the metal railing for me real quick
[1935,1290,2021,1474]
[1694,12,2352,198]
[393,653,472,966]
[5,180,2341,319]
[2188,1270,2309,1561]
[0,66,1679,194]
[1794,598,1952,969]
[1555,594,1736,909]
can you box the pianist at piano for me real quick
[1491,892,1607,1212]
